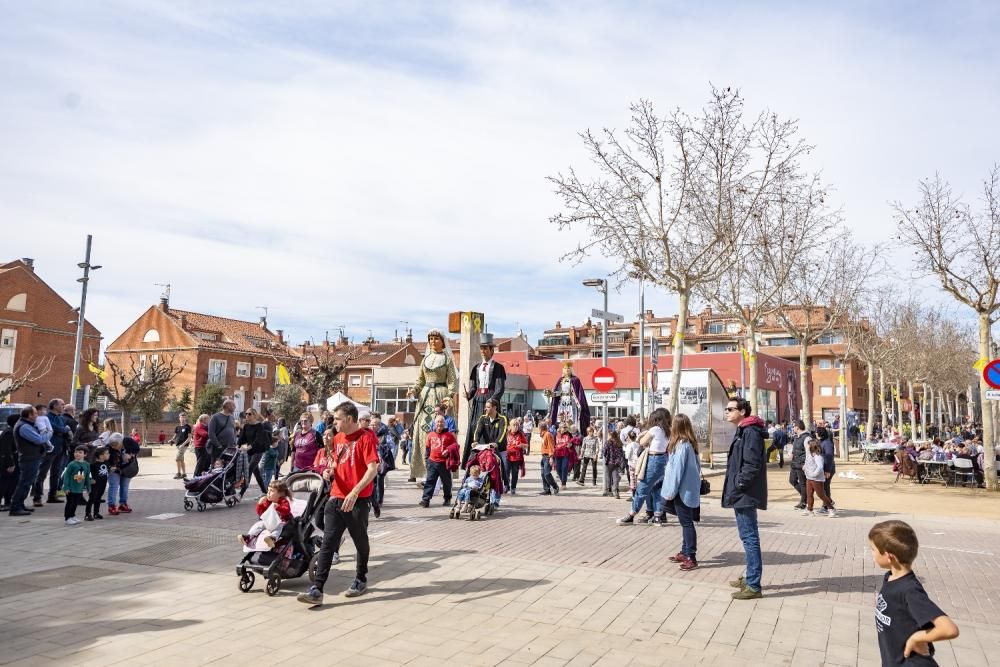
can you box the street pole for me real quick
[70,235,96,407]
[639,280,645,420]
[602,281,608,449]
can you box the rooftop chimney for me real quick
[159,296,169,313]
[179,314,187,329]
[405,329,413,343]
[21,258,34,271]
[276,329,284,343]
[259,316,267,329]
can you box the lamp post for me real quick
[583,278,609,451]
[70,235,101,407]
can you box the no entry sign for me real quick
[592,366,617,391]
[985,359,1000,390]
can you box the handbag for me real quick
[697,450,710,495]
[120,453,139,479]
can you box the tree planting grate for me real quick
[102,538,212,566]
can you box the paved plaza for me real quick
[1,450,998,667]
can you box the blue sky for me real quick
[2,1,998,348]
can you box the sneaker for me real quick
[118,504,133,513]
[344,579,367,598]
[812,510,826,517]
[614,492,620,499]
[650,516,663,526]
[601,491,610,497]
[297,585,324,606]
[263,536,275,550]
[46,496,64,504]
[84,514,94,522]
[732,587,763,600]
[813,507,827,515]
[373,504,381,519]
[576,480,585,486]
[418,500,429,508]
[108,505,119,515]
[56,490,66,499]
[668,552,687,562]
[331,552,340,566]
[442,498,451,506]
[94,513,103,520]
[793,503,806,510]
[9,509,32,516]
[656,513,669,525]
[509,489,516,495]
[679,558,698,571]
[32,500,43,508]
[552,485,559,495]
[616,514,635,526]
[65,517,80,526]
[636,513,652,525]
[827,508,837,518]
[173,473,183,479]
[801,509,813,516]
[407,477,416,483]
[729,576,746,589]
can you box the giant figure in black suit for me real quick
[463,333,507,465]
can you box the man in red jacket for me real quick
[419,415,459,507]
[298,402,379,606]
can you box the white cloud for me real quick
[1,2,997,348]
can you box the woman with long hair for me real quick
[74,409,101,446]
[661,414,703,570]
[617,408,671,526]
[290,413,319,473]
[602,430,626,498]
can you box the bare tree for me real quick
[894,167,1000,489]
[93,354,184,436]
[282,343,354,408]
[0,355,55,404]
[550,87,808,415]
[776,231,880,426]
[845,286,899,438]
[699,170,836,414]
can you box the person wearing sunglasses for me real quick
[721,397,768,600]
[290,413,319,474]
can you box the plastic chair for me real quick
[950,458,976,487]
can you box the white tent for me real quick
[326,391,367,412]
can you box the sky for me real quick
[2,1,998,350]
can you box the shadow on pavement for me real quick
[763,574,880,598]
[697,550,831,569]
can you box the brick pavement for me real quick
[1,452,998,666]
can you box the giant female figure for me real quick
[407,330,457,481]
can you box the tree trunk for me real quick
[968,383,976,422]
[866,361,876,440]
[945,391,953,426]
[799,340,810,426]
[937,389,943,434]
[921,383,928,442]
[839,365,849,459]
[896,380,903,435]
[747,322,759,416]
[879,367,887,431]
[669,289,689,417]
[907,380,915,438]
[977,312,996,490]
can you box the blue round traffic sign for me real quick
[985,359,1000,390]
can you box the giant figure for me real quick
[463,333,506,465]
[548,361,591,433]
[407,330,458,481]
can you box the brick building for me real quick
[0,258,101,406]
[104,298,297,415]
[536,306,868,424]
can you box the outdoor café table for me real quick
[918,459,950,483]
[862,443,897,463]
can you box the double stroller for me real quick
[237,472,328,596]
[450,446,504,521]
[183,446,247,512]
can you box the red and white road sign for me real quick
[592,366,617,391]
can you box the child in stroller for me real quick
[237,471,328,597]
[450,445,504,520]
[239,479,292,551]
[452,465,484,518]
[183,446,248,512]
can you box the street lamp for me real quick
[583,278,609,451]
[70,235,100,407]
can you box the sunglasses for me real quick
[725,407,739,412]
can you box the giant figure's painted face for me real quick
[428,334,445,353]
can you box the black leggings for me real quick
[508,462,521,490]
[194,448,211,476]
[313,497,371,591]
[580,457,598,484]
[64,492,85,520]
[87,478,107,515]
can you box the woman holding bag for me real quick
[661,414,703,571]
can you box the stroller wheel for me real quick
[196,502,206,512]
[265,574,281,597]
[183,499,193,511]
[307,553,320,584]
[225,497,235,508]
[238,571,255,593]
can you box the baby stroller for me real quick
[450,445,503,521]
[237,472,328,596]
[183,446,247,512]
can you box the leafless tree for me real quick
[93,354,184,437]
[0,355,55,404]
[550,87,809,415]
[894,167,1000,489]
[282,343,354,408]
[844,286,899,438]
[699,170,837,414]
[776,230,880,426]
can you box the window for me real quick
[255,364,267,379]
[364,375,373,386]
[765,337,798,347]
[857,387,865,397]
[5,293,26,311]
[349,375,362,387]
[703,343,737,353]
[538,336,570,347]
[819,386,834,397]
[0,328,15,373]
[818,358,833,370]
[139,354,147,380]
[660,326,672,336]
[194,331,218,341]
[726,322,740,334]
[207,359,226,385]
[236,362,251,377]
[835,386,845,397]
[142,329,160,342]
[374,387,417,415]
[150,354,159,368]
[817,333,845,344]
[707,322,724,334]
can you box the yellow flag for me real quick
[87,362,106,381]
[838,373,846,386]
[973,357,989,372]
[75,374,82,390]
[277,363,291,386]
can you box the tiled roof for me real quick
[296,342,411,368]
[168,309,292,356]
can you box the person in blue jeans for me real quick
[661,413,703,570]
[8,406,49,517]
[617,408,671,526]
[721,397,768,600]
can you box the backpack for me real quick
[803,454,819,478]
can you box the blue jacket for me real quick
[821,437,836,476]
[722,416,768,510]
[661,441,701,509]
[445,416,457,433]
[48,413,71,454]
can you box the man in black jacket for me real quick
[788,420,810,509]
[9,406,49,516]
[767,422,787,468]
[721,397,767,600]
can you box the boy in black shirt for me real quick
[86,447,110,521]
[869,520,959,665]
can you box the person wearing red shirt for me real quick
[419,416,460,507]
[298,402,379,606]
[554,423,574,489]
[505,419,528,494]
[192,414,211,476]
